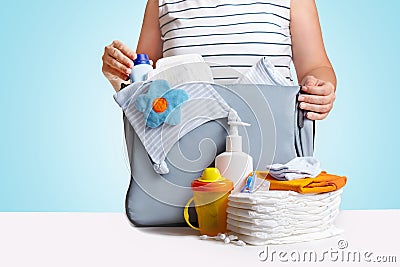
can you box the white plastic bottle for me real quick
[129,54,153,83]
[215,121,253,191]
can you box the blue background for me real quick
[1,0,399,211]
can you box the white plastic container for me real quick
[215,121,253,191]
[129,54,153,83]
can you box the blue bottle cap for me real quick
[134,54,151,65]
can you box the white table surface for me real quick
[0,210,398,267]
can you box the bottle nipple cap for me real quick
[198,168,224,182]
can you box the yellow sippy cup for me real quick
[184,168,234,236]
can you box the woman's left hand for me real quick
[298,75,336,120]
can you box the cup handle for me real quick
[184,197,199,231]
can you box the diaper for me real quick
[227,222,334,239]
[227,214,337,233]
[226,189,343,245]
[227,208,339,223]
[232,226,344,245]
[227,197,341,213]
[228,189,343,205]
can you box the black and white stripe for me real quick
[159,0,293,84]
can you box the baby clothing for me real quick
[266,157,322,181]
[261,171,347,194]
[236,56,293,86]
[159,0,293,84]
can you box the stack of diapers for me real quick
[226,189,343,245]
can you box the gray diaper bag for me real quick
[116,82,314,226]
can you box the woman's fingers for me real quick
[102,40,136,81]
[103,53,131,75]
[298,79,336,120]
[298,93,334,105]
[305,111,329,121]
[111,40,136,61]
[299,102,333,114]
[104,44,134,69]
[102,63,129,81]
[101,59,128,80]
[302,84,330,96]
[302,75,320,87]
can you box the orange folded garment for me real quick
[256,171,347,194]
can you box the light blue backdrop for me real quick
[0,1,398,211]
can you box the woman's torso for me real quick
[159,0,293,84]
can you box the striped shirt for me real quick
[159,0,293,83]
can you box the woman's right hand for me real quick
[102,40,136,86]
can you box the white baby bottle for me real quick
[215,121,253,191]
[129,54,153,83]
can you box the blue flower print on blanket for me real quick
[135,80,189,128]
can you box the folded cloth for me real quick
[258,171,347,194]
[236,56,293,86]
[266,157,322,181]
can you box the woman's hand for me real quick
[298,75,336,120]
[102,40,136,86]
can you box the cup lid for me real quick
[191,168,233,192]
[198,168,223,182]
